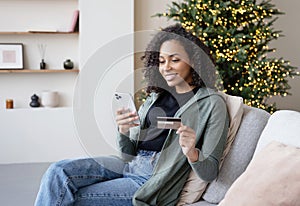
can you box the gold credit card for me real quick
[157,117,181,129]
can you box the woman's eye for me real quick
[159,59,165,64]
[172,59,180,63]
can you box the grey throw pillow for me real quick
[202,105,270,204]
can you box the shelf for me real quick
[1,107,73,111]
[0,69,79,73]
[0,31,79,35]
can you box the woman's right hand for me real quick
[115,108,140,136]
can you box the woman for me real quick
[35,24,229,206]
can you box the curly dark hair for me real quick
[141,24,216,94]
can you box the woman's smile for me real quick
[164,73,178,81]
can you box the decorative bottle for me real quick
[40,59,46,70]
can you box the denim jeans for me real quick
[34,150,160,206]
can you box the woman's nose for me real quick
[163,61,171,71]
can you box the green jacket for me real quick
[117,88,229,206]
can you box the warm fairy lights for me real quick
[156,0,299,113]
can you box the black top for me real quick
[138,87,199,151]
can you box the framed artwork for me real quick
[0,43,24,69]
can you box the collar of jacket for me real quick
[138,87,220,123]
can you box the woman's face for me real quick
[159,40,193,93]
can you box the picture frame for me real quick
[0,43,24,70]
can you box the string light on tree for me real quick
[155,0,299,113]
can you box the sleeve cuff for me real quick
[189,148,206,165]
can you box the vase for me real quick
[40,59,46,70]
[41,91,59,107]
[30,94,40,107]
[63,59,74,70]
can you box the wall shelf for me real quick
[0,31,79,35]
[0,69,79,73]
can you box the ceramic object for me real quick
[41,91,59,107]
[63,59,74,70]
[30,94,40,107]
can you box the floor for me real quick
[0,162,50,206]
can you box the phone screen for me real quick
[113,92,140,124]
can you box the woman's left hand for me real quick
[177,124,199,162]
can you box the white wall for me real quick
[0,0,134,163]
[0,0,79,108]
[79,0,134,68]
[77,0,134,158]
[0,108,86,164]
[134,0,175,31]
[0,0,78,32]
[0,0,84,164]
[268,0,300,111]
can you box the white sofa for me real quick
[192,106,300,205]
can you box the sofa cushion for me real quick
[176,172,209,206]
[217,92,244,168]
[218,141,300,206]
[202,105,270,204]
[254,110,300,155]
[176,93,243,205]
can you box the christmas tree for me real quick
[155,0,299,113]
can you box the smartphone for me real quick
[113,92,140,124]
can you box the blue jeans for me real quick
[34,150,160,206]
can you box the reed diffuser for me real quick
[37,44,47,69]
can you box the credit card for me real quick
[157,117,181,129]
